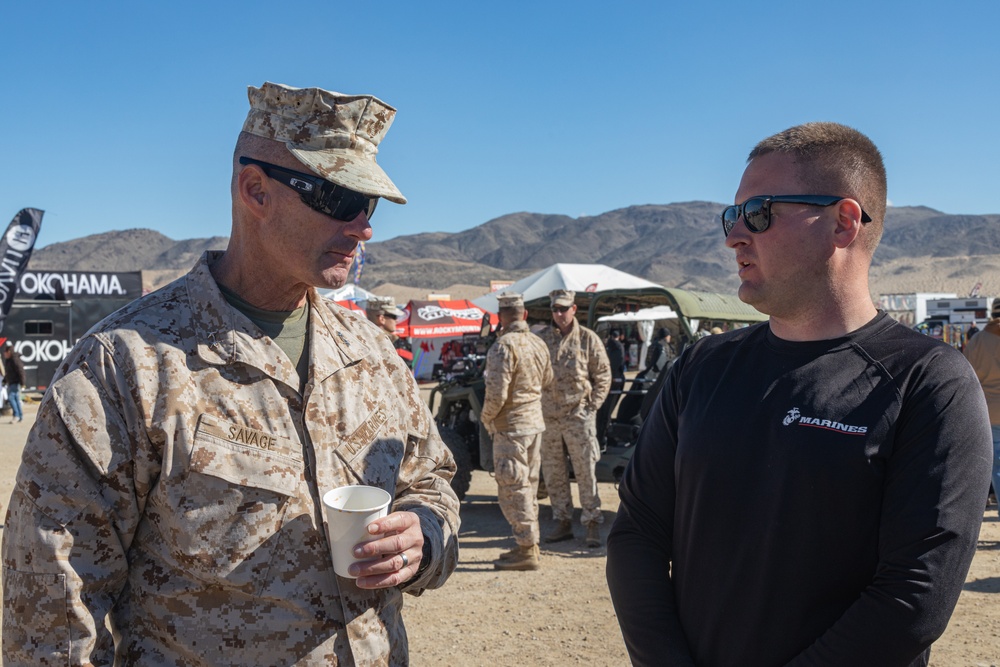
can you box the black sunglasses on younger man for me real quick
[239,157,378,222]
[551,306,572,313]
[720,195,872,237]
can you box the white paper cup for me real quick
[322,485,393,578]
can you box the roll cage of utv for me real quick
[429,287,766,499]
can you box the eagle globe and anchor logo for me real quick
[781,406,868,435]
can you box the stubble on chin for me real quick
[318,270,349,290]
[737,281,767,312]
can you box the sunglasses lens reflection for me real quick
[743,198,768,232]
[722,207,739,235]
[723,198,770,236]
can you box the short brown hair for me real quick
[498,305,524,320]
[748,122,887,254]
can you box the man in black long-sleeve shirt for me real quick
[606,122,993,667]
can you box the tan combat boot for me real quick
[494,544,540,571]
[585,522,601,548]
[496,545,521,561]
[543,519,573,543]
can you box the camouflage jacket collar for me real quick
[186,251,370,390]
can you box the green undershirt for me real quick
[218,284,310,393]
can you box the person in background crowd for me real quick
[597,328,627,447]
[606,328,626,378]
[619,330,632,370]
[480,292,553,571]
[2,341,26,423]
[643,327,673,377]
[608,121,991,667]
[966,320,980,344]
[2,81,460,666]
[963,297,1000,515]
[366,295,414,367]
[539,289,612,548]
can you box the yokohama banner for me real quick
[17,270,143,299]
[0,208,44,333]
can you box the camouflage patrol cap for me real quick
[496,292,524,309]
[366,296,398,317]
[243,82,406,204]
[549,289,575,307]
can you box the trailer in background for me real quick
[914,296,994,349]
[878,292,957,327]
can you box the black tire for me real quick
[438,425,473,501]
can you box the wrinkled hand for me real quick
[350,510,425,589]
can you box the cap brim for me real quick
[288,146,406,204]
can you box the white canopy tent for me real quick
[598,305,678,370]
[472,263,663,313]
[316,283,378,304]
[597,305,678,323]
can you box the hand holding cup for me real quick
[350,510,425,589]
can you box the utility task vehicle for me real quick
[427,316,495,500]
[428,288,766,499]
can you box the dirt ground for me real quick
[0,400,997,666]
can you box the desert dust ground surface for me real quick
[0,400,997,666]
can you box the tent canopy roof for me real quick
[597,304,678,322]
[473,263,662,313]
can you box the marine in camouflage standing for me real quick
[538,289,612,548]
[480,293,553,571]
[1,82,460,667]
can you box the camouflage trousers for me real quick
[493,431,543,546]
[541,413,603,526]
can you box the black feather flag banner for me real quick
[0,208,44,333]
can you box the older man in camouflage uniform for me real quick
[539,289,612,548]
[1,82,460,666]
[367,295,413,367]
[480,293,553,571]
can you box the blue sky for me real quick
[2,1,998,249]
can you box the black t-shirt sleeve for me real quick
[606,354,696,666]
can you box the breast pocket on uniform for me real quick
[165,414,307,589]
[335,402,406,489]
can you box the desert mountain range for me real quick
[25,202,1000,301]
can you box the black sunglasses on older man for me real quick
[720,195,871,237]
[239,157,378,222]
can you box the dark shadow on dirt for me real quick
[976,539,1000,551]
[454,493,619,572]
[963,576,1000,593]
